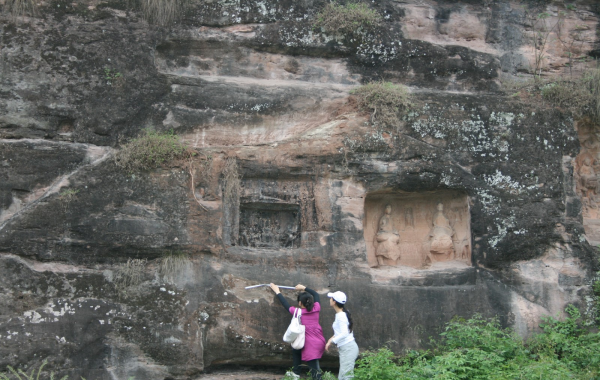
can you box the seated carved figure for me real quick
[374,204,401,266]
[428,203,455,261]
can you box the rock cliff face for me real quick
[0,0,599,378]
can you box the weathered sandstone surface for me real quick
[0,0,599,378]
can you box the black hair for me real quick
[334,301,354,332]
[297,292,315,312]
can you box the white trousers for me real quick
[338,340,359,380]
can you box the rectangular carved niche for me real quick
[238,202,301,249]
[364,191,471,269]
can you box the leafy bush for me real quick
[114,129,187,172]
[351,81,411,128]
[528,305,600,375]
[354,308,600,380]
[314,2,382,37]
[354,347,402,380]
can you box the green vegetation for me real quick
[0,360,65,380]
[58,188,79,212]
[313,2,382,37]
[103,67,123,87]
[59,188,79,201]
[159,250,190,283]
[540,68,600,123]
[2,0,38,20]
[353,308,600,380]
[503,68,600,124]
[594,276,600,325]
[114,129,187,172]
[281,370,336,380]
[351,81,411,128]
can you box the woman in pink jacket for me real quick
[270,283,326,380]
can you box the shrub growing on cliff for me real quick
[351,81,411,128]
[115,129,187,172]
[507,68,600,124]
[314,2,382,37]
[541,68,600,123]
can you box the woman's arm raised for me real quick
[301,286,320,303]
[270,283,292,311]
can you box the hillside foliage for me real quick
[354,307,600,380]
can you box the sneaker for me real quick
[284,371,300,380]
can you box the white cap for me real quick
[327,291,347,304]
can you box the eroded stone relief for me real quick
[364,192,471,269]
[428,203,456,262]
[374,204,401,266]
[575,119,600,245]
[238,204,300,248]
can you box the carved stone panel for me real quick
[364,191,471,269]
[238,203,300,248]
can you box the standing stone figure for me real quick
[374,204,401,266]
[428,203,455,262]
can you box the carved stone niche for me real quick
[238,202,301,249]
[364,191,471,269]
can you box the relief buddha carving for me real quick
[428,203,455,262]
[364,192,471,269]
[374,204,401,266]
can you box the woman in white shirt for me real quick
[325,291,359,380]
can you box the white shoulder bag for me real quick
[283,308,305,349]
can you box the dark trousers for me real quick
[292,348,322,380]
